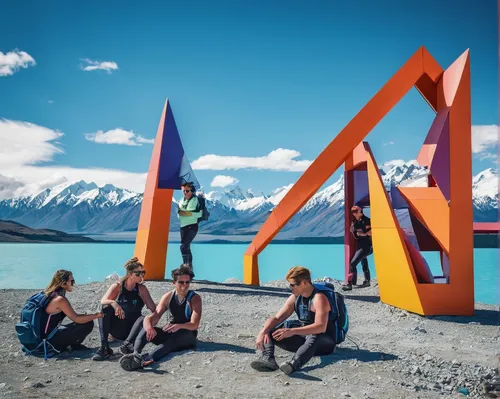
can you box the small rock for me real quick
[342,393,351,397]
[32,382,44,388]
[186,361,192,366]
[438,332,444,336]
[0,383,5,389]
[45,379,52,384]
[195,384,202,388]
[84,369,91,373]
[237,333,253,339]
[154,383,160,388]
[284,382,290,386]
[23,377,29,381]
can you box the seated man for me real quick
[119,265,202,371]
[251,266,336,375]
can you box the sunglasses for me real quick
[183,190,192,193]
[176,280,191,285]
[132,271,146,277]
[289,281,301,288]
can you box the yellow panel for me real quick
[365,144,424,314]
[243,254,259,285]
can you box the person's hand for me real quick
[94,312,104,319]
[255,331,270,351]
[272,328,294,341]
[146,327,157,341]
[111,302,125,319]
[163,323,181,333]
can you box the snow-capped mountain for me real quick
[0,162,497,237]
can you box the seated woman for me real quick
[119,265,201,371]
[42,269,102,352]
[92,257,156,361]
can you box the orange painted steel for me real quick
[134,100,173,280]
[243,47,474,316]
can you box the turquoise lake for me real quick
[0,243,497,305]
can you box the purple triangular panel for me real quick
[353,170,369,205]
[430,114,450,201]
[158,102,199,190]
[390,186,408,209]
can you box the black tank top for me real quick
[41,289,66,338]
[115,282,144,319]
[168,291,196,325]
[295,290,335,335]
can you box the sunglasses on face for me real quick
[289,281,301,288]
[132,271,146,277]
[183,190,192,193]
[176,280,191,285]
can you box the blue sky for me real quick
[0,0,497,198]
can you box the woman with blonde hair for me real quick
[40,269,102,352]
[92,257,156,361]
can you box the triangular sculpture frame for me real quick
[243,46,474,316]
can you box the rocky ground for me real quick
[0,278,498,399]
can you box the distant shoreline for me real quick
[0,234,498,247]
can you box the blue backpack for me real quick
[295,282,349,344]
[15,292,60,359]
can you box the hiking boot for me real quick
[92,346,114,361]
[250,354,279,372]
[341,284,352,291]
[120,353,144,371]
[119,341,134,355]
[279,358,301,375]
[358,280,370,288]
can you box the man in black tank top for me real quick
[251,267,336,375]
[119,266,202,371]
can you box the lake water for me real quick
[0,243,497,305]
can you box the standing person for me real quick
[92,257,156,361]
[342,205,372,291]
[29,270,102,353]
[178,182,202,270]
[251,266,336,375]
[119,265,202,371]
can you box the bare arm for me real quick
[144,291,171,331]
[100,282,121,305]
[290,294,330,335]
[139,285,157,313]
[259,294,296,336]
[49,296,102,324]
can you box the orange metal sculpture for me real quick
[243,46,474,316]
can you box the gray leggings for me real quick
[126,316,197,362]
[267,320,335,367]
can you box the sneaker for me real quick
[341,284,352,291]
[120,353,144,371]
[250,355,279,372]
[358,280,370,288]
[279,358,300,375]
[119,341,134,355]
[92,346,114,361]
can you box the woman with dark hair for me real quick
[92,257,156,361]
[119,265,202,371]
[41,269,102,352]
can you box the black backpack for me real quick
[196,194,210,223]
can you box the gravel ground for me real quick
[0,277,498,399]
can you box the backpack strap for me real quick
[185,290,196,319]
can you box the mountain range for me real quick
[0,160,497,239]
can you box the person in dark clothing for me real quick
[92,257,156,361]
[40,270,102,352]
[119,265,202,371]
[342,205,373,291]
[177,182,202,270]
[251,266,335,375]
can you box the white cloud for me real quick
[0,119,147,198]
[0,49,36,76]
[472,125,498,160]
[192,148,312,171]
[384,141,395,146]
[211,175,239,188]
[81,58,118,73]
[84,128,154,146]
